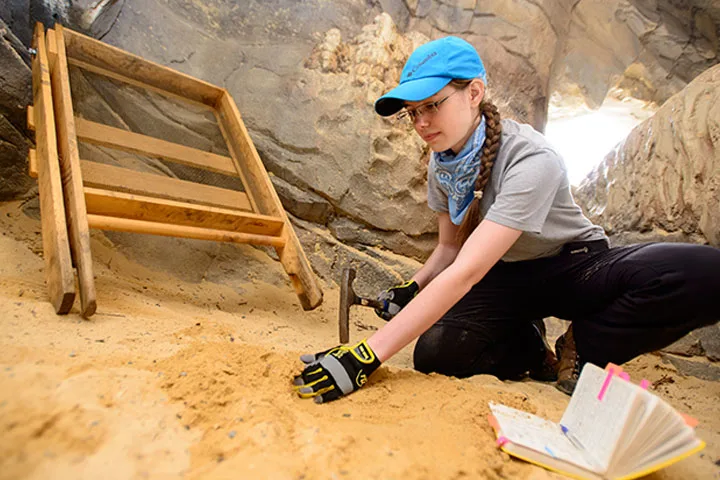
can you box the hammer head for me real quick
[339,267,358,344]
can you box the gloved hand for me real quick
[293,339,381,404]
[374,280,420,320]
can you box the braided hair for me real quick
[447,80,503,244]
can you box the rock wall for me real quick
[574,63,720,247]
[0,18,33,200]
[403,0,574,133]
[1,0,719,290]
[552,0,720,112]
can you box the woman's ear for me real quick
[469,79,485,107]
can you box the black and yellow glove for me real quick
[374,280,419,321]
[293,340,381,404]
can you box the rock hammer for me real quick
[338,267,384,343]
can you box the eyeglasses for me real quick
[395,90,459,123]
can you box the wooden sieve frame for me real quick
[27,23,323,316]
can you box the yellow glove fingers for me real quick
[297,385,335,399]
[293,373,329,391]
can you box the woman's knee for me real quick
[412,323,521,378]
[413,327,447,374]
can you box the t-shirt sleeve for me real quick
[484,149,565,233]
[427,162,449,213]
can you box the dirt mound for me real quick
[1,199,718,479]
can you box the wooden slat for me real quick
[63,27,223,107]
[84,187,284,236]
[87,214,287,248]
[28,148,38,178]
[31,23,75,314]
[27,105,35,131]
[80,160,252,212]
[74,117,238,176]
[67,58,216,112]
[213,109,259,213]
[48,25,96,317]
[217,91,323,310]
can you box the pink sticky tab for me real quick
[619,372,630,381]
[598,368,614,401]
[640,379,650,390]
[680,413,699,428]
[496,436,509,447]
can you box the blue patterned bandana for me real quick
[433,115,486,225]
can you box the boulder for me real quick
[0,19,31,133]
[0,114,33,200]
[551,0,720,111]
[270,175,334,226]
[575,64,720,247]
[0,0,31,46]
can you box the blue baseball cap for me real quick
[374,36,486,117]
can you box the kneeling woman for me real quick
[293,36,720,402]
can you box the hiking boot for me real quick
[528,319,559,382]
[555,324,581,395]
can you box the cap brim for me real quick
[374,77,452,116]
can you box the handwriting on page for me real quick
[490,403,597,471]
[560,365,640,470]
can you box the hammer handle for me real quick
[357,297,384,310]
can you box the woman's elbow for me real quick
[444,261,485,293]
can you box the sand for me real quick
[1,198,718,480]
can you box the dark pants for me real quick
[413,241,720,379]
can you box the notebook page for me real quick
[627,436,704,476]
[612,394,665,467]
[614,394,679,468]
[560,363,640,471]
[625,423,697,471]
[490,403,597,472]
[611,391,656,459]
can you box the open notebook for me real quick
[488,363,705,480]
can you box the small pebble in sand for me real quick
[228,430,237,439]
[179,372,187,377]
[69,351,76,358]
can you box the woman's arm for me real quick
[368,219,522,362]
[411,213,461,289]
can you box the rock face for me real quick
[1,0,719,291]
[0,18,33,200]
[574,63,720,247]
[0,1,578,251]
[403,0,574,133]
[552,0,720,111]
[573,62,720,366]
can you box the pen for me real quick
[560,424,604,472]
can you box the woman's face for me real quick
[404,80,484,154]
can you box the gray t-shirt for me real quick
[427,119,607,261]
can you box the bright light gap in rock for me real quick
[545,95,656,186]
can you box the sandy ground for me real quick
[0,199,718,480]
